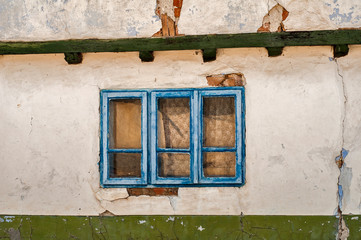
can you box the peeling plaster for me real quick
[334,57,351,239]
[0,48,350,217]
[94,188,129,202]
[2,0,361,40]
[156,0,175,21]
[327,0,361,27]
[339,166,353,210]
[257,3,288,32]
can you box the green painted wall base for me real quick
[0,215,360,239]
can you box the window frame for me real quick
[100,87,245,188]
[100,91,148,187]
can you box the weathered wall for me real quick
[1,2,361,239]
[1,0,361,40]
[0,215,344,239]
[1,46,360,216]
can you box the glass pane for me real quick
[109,99,142,149]
[203,97,235,147]
[110,153,141,178]
[158,98,190,149]
[158,153,190,177]
[203,152,236,177]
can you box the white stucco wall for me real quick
[1,0,361,216]
[1,46,360,215]
[1,0,361,40]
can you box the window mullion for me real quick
[192,90,199,184]
[150,92,157,185]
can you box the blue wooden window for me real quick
[100,88,245,188]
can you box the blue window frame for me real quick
[100,87,245,188]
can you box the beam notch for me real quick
[202,49,217,62]
[139,51,154,62]
[266,47,284,57]
[334,44,349,58]
[64,52,83,64]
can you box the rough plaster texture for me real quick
[0,0,160,40]
[1,0,361,41]
[180,0,361,34]
[2,46,359,215]
[336,45,361,215]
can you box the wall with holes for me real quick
[1,0,361,221]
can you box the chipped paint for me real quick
[2,5,361,240]
[0,215,353,239]
[197,225,205,231]
[329,8,353,24]
[257,4,288,32]
[3,216,15,223]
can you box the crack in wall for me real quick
[168,196,177,213]
[334,59,350,240]
[335,59,347,148]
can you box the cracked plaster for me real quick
[333,45,361,216]
[0,46,352,216]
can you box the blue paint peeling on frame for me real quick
[150,90,194,185]
[100,87,246,188]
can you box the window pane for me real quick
[203,97,235,147]
[110,153,141,178]
[109,99,142,149]
[158,98,190,149]
[203,152,236,177]
[158,153,190,177]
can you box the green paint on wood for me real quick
[266,47,284,57]
[334,44,349,58]
[139,51,154,62]
[0,215,355,239]
[64,52,83,64]
[202,48,217,62]
[0,30,361,55]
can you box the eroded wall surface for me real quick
[1,0,361,40]
[1,0,361,238]
[0,46,359,216]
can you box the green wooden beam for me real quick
[202,48,217,62]
[0,30,360,55]
[266,47,284,57]
[334,44,349,58]
[64,52,83,64]
[139,51,154,62]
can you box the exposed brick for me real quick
[257,23,270,33]
[222,78,236,87]
[127,188,178,196]
[173,0,183,9]
[174,8,181,18]
[207,73,246,87]
[258,4,288,33]
[153,0,183,37]
[206,74,225,86]
[282,8,289,21]
[227,73,245,86]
